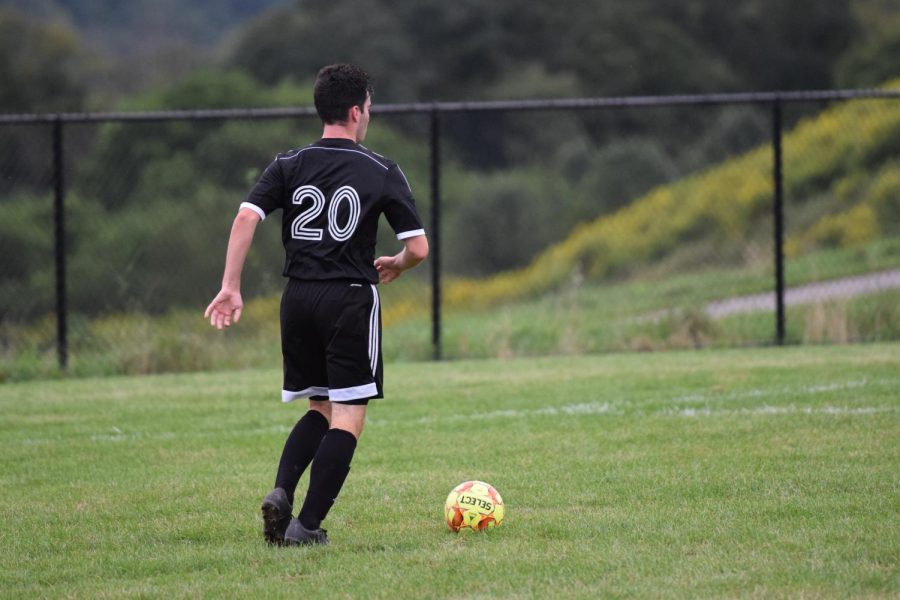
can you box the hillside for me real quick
[380,81,900,323]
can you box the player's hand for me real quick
[374,256,402,284]
[204,288,243,329]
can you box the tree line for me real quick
[1,1,898,320]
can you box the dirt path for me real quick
[704,269,900,318]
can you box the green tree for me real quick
[224,0,864,173]
[74,70,316,207]
[672,0,859,91]
[0,9,89,112]
[227,0,415,99]
[835,24,900,88]
[0,9,95,192]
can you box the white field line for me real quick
[366,377,898,427]
[662,405,895,417]
[16,378,894,445]
[366,401,897,426]
[669,378,871,405]
[375,402,619,426]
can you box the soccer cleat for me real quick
[261,488,292,545]
[284,518,329,546]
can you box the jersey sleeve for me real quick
[382,165,425,240]
[240,159,284,220]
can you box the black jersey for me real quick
[241,138,425,283]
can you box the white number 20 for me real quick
[291,185,361,242]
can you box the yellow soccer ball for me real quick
[444,480,505,532]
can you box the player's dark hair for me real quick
[314,64,373,125]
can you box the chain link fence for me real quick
[1,90,899,380]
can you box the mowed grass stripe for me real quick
[1,344,898,598]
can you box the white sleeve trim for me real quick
[240,202,266,221]
[396,229,426,240]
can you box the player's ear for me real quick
[349,104,361,123]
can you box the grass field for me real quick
[1,344,898,598]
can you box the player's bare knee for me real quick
[309,399,332,423]
[331,419,365,440]
[330,403,367,439]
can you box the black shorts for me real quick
[280,278,383,404]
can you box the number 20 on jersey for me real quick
[291,184,361,242]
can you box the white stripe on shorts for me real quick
[330,383,378,402]
[368,284,380,376]
[281,386,329,403]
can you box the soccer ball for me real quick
[444,480,505,532]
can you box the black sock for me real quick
[274,410,330,506]
[297,428,358,530]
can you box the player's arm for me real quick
[374,234,429,285]
[204,207,261,329]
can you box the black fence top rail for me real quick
[2,88,899,125]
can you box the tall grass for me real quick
[2,240,897,380]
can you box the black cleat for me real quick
[261,488,292,545]
[284,518,329,546]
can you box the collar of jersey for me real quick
[317,137,359,147]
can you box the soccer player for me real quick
[204,64,428,546]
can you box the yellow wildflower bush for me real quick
[787,159,900,255]
[441,81,900,313]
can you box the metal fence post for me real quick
[429,109,442,360]
[772,97,785,345]
[52,116,68,369]
[1,89,896,372]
